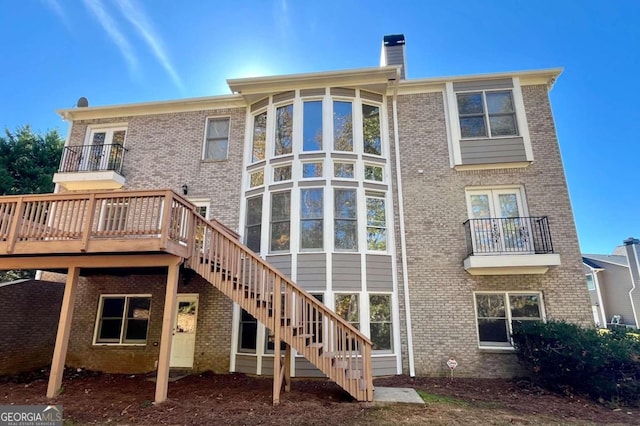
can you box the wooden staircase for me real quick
[186,213,374,402]
[0,189,374,403]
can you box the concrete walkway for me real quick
[373,387,425,405]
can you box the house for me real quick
[583,237,640,328]
[0,35,592,404]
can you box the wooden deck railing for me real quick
[0,189,374,402]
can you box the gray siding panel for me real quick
[372,355,398,376]
[250,98,269,112]
[453,78,514,92]
[295,358,327,378]
[332,253,362,291]
[330,88,356,97]
[366,255,393,291]
[299,180,327,187]
[460,137,527,164]
[266,254,292,278]
[331,180,359,187]
[361,91,383,103]
[600,264,634,325]
[297,253,327,291]
[235,355,257,374]
[273,91,295,103]
[300,88,325,97]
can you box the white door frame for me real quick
[170,293,199,368]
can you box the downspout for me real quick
[627,241,640,328]
[392,67,415,377]
[592,269,606,328]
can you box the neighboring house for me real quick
[0,35,592,403]
[0,279,65,374]
[583,237,640,329]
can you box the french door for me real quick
[466,188,533,254]
[83,128,126,171]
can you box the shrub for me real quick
[511,320,640,407]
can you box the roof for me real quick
[57,66,563,122]
[582,257,604,269]
[582,254,629,267]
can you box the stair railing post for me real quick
[272,274,282,405]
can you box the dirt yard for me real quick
[1,369,638,425]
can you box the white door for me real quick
[83,128,126,171]
[466,188,532,253]
[170,294,199,368]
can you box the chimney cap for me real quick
[383,34,405,46]
[624,237,640,246]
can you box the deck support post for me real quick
[47,266,80,398]
[284,343,291,393]
[155,259,181,404]
[272,276,282,406]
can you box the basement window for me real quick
[94,295,151,345]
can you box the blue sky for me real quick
[0,0,638,254]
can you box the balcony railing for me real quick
[58,144,127,174]
[463,216,554,256]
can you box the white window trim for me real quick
[271,162,293,184]
[84,123,128,147]
[248,168,265,189]
[269,190,291,254]
[445,78,533,168]
[363,163,385,183]
[332,160,357,179]
[93,294,152,346]
[299,187,324,252]
[202,116,231,161]
[365,194,388,253]
[368,292,394,353]
[301,161,324,179]
[273,102,295,158]
[473,291,546,350]
[301,98,325,153]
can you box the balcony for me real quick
[53,144,127,191]
[462,216,561,275]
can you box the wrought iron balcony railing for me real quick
[463,216,554,256]
[58,144,127,174]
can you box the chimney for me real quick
[380,34,406,79]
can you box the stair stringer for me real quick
[184,214,374,402]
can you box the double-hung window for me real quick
[366,196,386,251]
[369,294,392,351]
[245,196,263,253]
[300,188,323,250]
[270,191,291,252]
[334,189,357,250]
[203,118,230,161]
[457,91,517,138]
[94,295,151,345]
[474,292,543,348]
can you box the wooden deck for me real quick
[0,189,374,404]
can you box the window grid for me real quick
[457,90,518,139]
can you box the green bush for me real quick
[511,320,640,407]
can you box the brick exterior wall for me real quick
[389,85,592,377]
[0,280,65,375]
[63,272,232,374]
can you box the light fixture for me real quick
[182,184,188,195]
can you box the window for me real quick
[273,164,292,182]
[300,188,323,250]
[334,162,354,179]
[335,294,359,330]
[334,189,357,250]
[238,309,257,352]
[586,274,596,291]
[366,197,386,251]
[270,191,290,252]
[333,101,353,151]
[362,104,381,155]
[95,295,151,344]
[369,294,392,351]
[474,292,543,348]
[364,164,383,182]
[252,111,267,162]
[302,162,323,178]
[275,104,293,156]
[249,170,264,188]
[457,91,517,139]
[245,196,262,253]
[203,118,230,160]
[303,101,323,151]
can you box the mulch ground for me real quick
[1,368,638,425]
